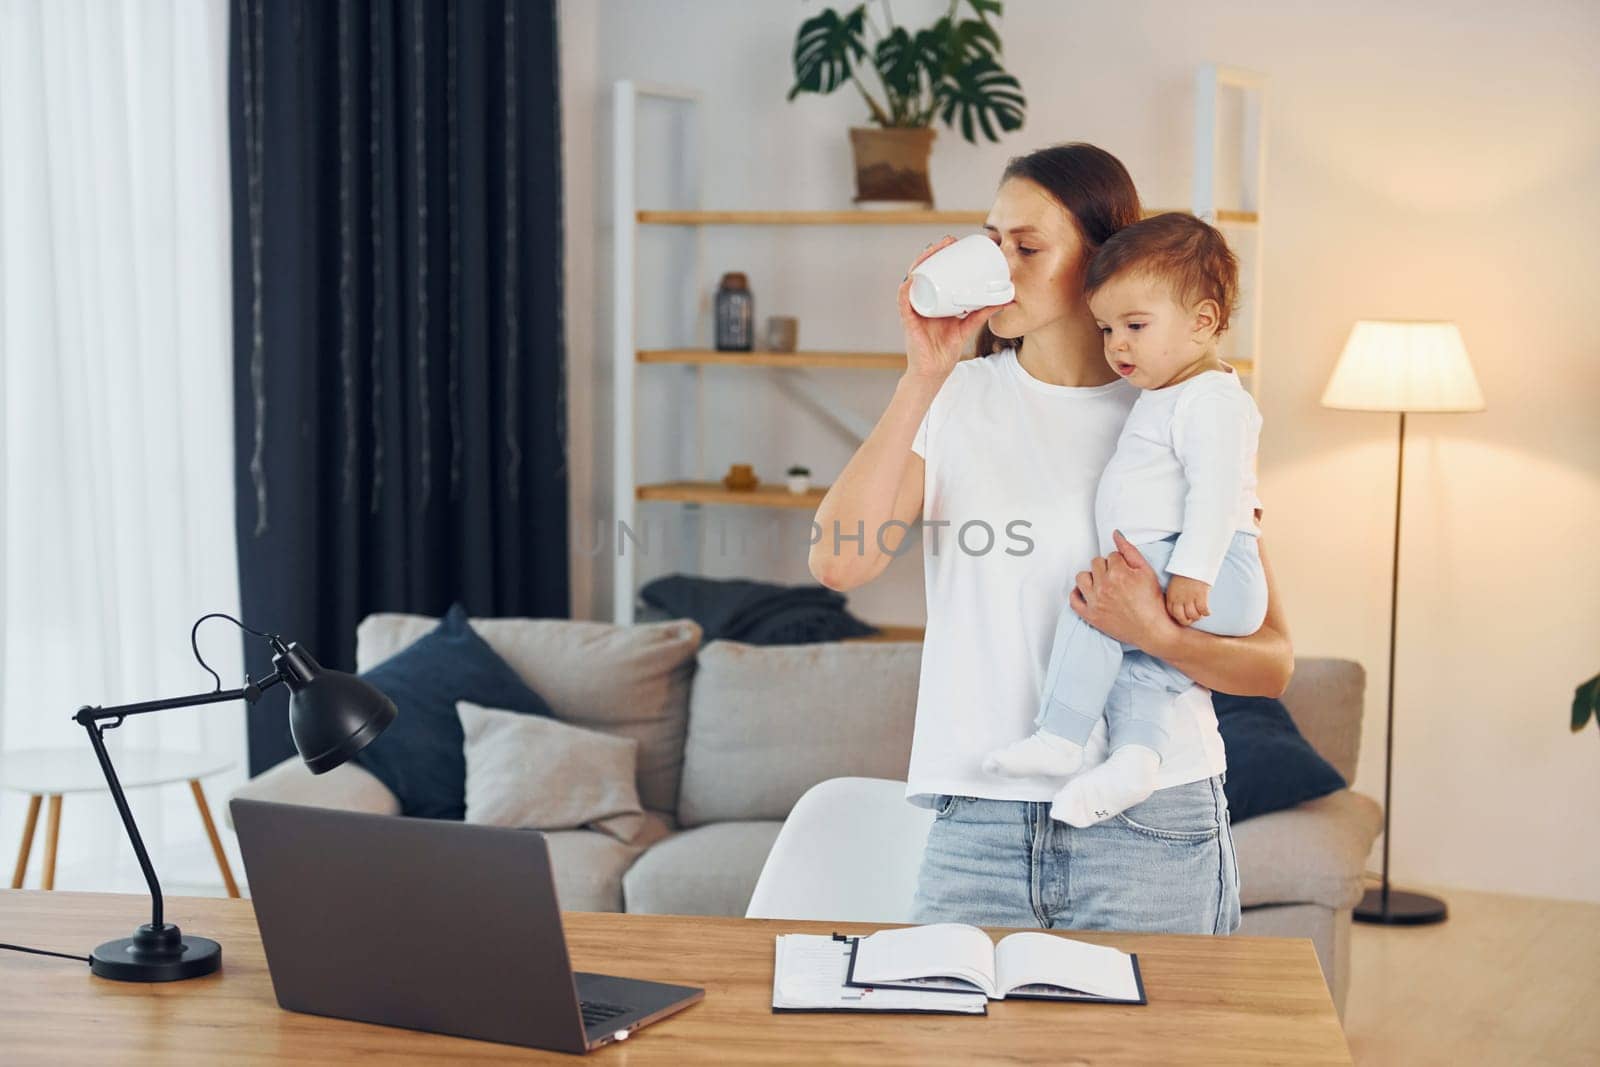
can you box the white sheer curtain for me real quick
[0,0,245,893]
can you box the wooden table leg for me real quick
[11,795,42,889]
[189,779,239,898]
[42,795,62,891]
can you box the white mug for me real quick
[909,234,1015,318]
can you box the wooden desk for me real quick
[0,890,1351,1064]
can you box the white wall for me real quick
[560,0,1600,903]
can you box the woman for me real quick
[808,143,1293,934]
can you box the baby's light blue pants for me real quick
[1037,530,1268,757]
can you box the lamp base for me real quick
[1353,887,1448,926]
[89,922,221,982]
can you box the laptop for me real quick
[230,798,704,1054]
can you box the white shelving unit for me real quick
[611,81,707,626]
[612,67,1268,626]
[1193,63,1268,400]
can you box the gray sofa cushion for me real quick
[1232,789,1383,909]
[544,811,677,912]
[357,614,701,813]
[1279,658,1366,783]
[676,640,922,827]
[622,821,784,916]
[224,756,400,830]
[459,701,648,843]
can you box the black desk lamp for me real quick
[73,613,397,981]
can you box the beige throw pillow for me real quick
[457,701,647,844]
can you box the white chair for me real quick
[745,777,934,923]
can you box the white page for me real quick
[994,932,1140,1001]
[773,935,986,1013]
[849,924,999,998]
[775,935,867,1003]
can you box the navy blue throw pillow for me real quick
[354,603,554,819]
[1213,692,1347,822]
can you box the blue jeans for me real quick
[911,774,1242,934]
[1037,530,1267,756]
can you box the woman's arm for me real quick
[808,375,934,591]
[1069,530,1294,698]
[808,236,1003,591]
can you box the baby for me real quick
[983,212,1267,828]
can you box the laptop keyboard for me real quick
[580,999,631,1029]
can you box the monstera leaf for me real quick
[788,6,869,100]
[937,55,1026,144]
[875,25,947,122]
[939,15,1001,74]
[787,1,1025,139]
[1575,673,1600,735]
[874,26,928,99]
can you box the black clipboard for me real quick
[842,932,1149,1006]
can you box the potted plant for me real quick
[786,465,813,494]
[787,0,1027,207]
[1574,672,1599,737]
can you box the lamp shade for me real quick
[1321,320,1485,413]
[273,642,398,774]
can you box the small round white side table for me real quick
[1,748,239,897]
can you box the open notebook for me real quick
[845,923,1147,1004]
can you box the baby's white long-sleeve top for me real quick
[1092,366,1263,586]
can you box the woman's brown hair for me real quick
[976,143,1142,358]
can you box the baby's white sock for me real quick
[1049,745,1161,827]
[982,729,1085,778]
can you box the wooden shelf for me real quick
[637,208,1258,226]
[639,349,905,370]
[637,481,825,509]
[846,624,925,643]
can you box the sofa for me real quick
[227,612,1381,1017]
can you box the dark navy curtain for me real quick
[229,0,569,773]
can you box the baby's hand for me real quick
[1165,575,1211,627]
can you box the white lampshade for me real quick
[1321,320,1486,413]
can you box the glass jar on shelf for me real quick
[714,272,753,351]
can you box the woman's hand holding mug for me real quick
[898,236,1009,383]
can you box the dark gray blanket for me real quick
[638,573,879,645]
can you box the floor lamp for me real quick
[1321,320,1484,926]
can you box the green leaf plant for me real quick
[788,0,1027,144]
[1574,672,1600,737]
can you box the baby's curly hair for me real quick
[1083,212,1239,335]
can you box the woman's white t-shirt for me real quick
[905,348,1227,808]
